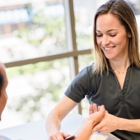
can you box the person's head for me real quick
[93,0,140,74]
[0,63,8,120]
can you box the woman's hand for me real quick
[87,105,105,125]
[74,105,105,140]
[90,104,119,134]
[49,132,70,140]
[82,105,105,130]
[93,111,119,134]
[89,103,100,115]
[89,104,119,134]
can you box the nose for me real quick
[101,35,110,46]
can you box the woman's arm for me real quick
[46,95,77,140]
[117,118,140,133]
[92,104,140,134]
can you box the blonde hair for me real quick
[93,0,140,75]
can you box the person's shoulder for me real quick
[79,63,93,75]
[82,63,94,71]
[76,64,95,80]
[85,63,95,74]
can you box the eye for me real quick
[110,34,116,37]
[96,34,103,37]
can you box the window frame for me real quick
[4,0,93,114]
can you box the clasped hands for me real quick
[90,104,119,134]
[48,104,120,140]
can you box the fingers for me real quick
[98,105,101,111]
[64,133,71,138]
[97,127,108,134]
[99,105,105,112]
[49,132,69,140]
[89,105,93,114]
[49,135,62,140]
[93,122,104,132]
[49,135,58,140]
[89,104,105,115]
[94,125,108,134]
[93,103,98,112]
[57,133,65,140]
[89,103,98,115]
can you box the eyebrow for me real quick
[96,29,118,32]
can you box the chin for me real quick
[105,56,115,60]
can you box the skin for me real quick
[48,105,105,140]
[96,13,131,90]
[47,96,78,140]
[96,13,130,61]
[73,105,105,140]
[0,62,8,120]
[91,104,118,134]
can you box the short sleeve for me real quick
[64,66,91,103]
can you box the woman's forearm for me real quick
[46,96,78,137]
[118,118,140,133]
[46,111,61,136]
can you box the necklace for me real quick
[113,69,126,74]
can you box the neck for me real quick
[109,58,130,72]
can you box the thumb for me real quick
[93,126,98,132]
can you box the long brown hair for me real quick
[93,0,140,75]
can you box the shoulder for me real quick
[76,64,94,80]
[80,63,94,74]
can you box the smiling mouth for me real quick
[103,46,115,51]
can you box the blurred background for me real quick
[0,0,140,129]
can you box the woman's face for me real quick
[96,13,130,60]
[0,64,8,120]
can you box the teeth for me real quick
[104,47,111,51]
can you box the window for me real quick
[0,0,66,62]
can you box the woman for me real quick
[0,62,8,121]
[46,0,140,139]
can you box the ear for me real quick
[127,32,131,38]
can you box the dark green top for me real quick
[65,63,140,140]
